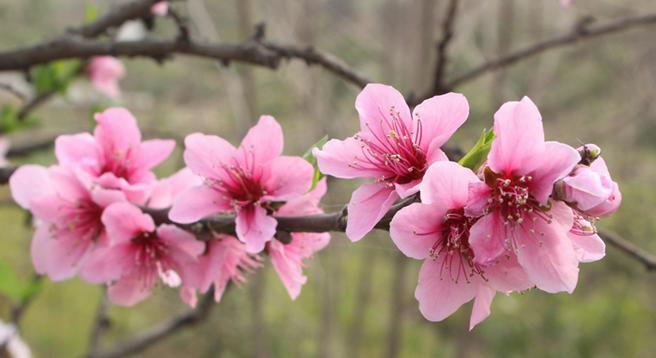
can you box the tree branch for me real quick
[87,289,216,358]
[444,13,656,90]
[599,230,656,271]
[73,0,167,38]
[431,0,460,96]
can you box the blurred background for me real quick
[1,0,655,357]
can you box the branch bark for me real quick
[87,289,216,358]
[444,13,656,90]
[600,230,656,271]
[431,0,460,96]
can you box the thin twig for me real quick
[431,0,460,96]
[600,230,656,271]
[0,83,26,101]
[445,13,656,90]
[88,289,216,358]
[86,289,110,357]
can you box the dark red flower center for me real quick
[60,199,103,242]
[209,164,267,207]
[351,107,427,185]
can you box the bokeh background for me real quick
[1,0,655,357]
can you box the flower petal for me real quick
[80,243,133,283]
[168,185,230,224]
[412,92,469,151]
[469,285,496,330]
[183,133,238,179]
[133,139,175,171]
[239,115,283,165]
[9,165,54,209]
[484,253,533,292]
[469,212,508,265]
[94,107,142,153]
[314,137,387,179]
[569,232,605,263]
[108,273,154,306]
[261,156,314,201]
[415,257,478,322]
[269,239,307,300]
[102,203,154,244]
[157,224,205,258]
[389,203,446,260]
[355,83,412,139]
[529,141,580,204]
[235,205,277,253]
[31,225,90,281]
[420,161,479,207]
[488,97,546,176]
[345,183,398,242]
[54,133,102,173]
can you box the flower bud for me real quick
[560,156,621,217]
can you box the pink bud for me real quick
[151,1,168,16]
[561,156,621,218]
[87,56,125,99]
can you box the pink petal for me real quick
[31,225,90,281]
[108,273,154,306]
[94,107,142,154]
[277,178,327,216]
[469,213,508,265]
[102,203,154,244]
[291,232,331,256]
[90,186,127,208]
[55,133,102,173]
[345,183,398,242]
[412,92,469,151]
[313,137,387,179]
[465,181,493,217]
[157,224,205,258]
[9,165,54,209]
[235,205,277,253]
[133,139,175,171]
[389,203,446,260]
[425,142,449,164]
[269,240,307,300]
[151,1,168,16]
[484,253,533,292]
[80,243,133,283]
[420,161,479,207]
[238,115,283,166]
[183,133,237,179]
[148,168,202,209]
[488,97,546,176]
[261,156,314,201]
[414,257,479,322]
[569,232,605,263]
[515,202,579,293]
[29,194,67,222]
[562,168,610,210]
[529,141,580,204]
[180,286,198,308]
[469,285,496,330]
[355,84,412,139]
[394,179,422,199]
[168,185,230,224]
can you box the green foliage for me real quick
[0,260,41,303]
[84,1,98,23]
[458,128,494,171]
[31,60,81,95]
[0,104,38,134]
[303,135,329,191]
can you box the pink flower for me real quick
[82,202,204,306]
[559,152,621,218]
[466,97,581,294]
[560,0,572,7]
[569,214,606,263]
[10,165,125,281]
[87,56,125,99]
[146,168,202,209]
[0,137,10,167]
[269,178,330,299]
[180,234,261,307]
[169,115,314,253]
[314,83,469,241]
[55,107,175,204]
[151,1,168,16]
[390,162,531,329]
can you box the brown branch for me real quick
[88,289,216,358]
[73,0,168,38]
[0,167,16,185]
[444,13,656,90]
[431,0,460,96]
[600,230,656,271]
[86,290,110,357]
[0,83,26,100]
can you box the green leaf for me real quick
[31,60,81,95]
[0,104,40,134]
[84,1,99,23]
[303,135,329,191]
[458,128,495,171]
[0,260,36,302]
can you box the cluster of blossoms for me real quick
[10,108,328,306]
[314,84,620,329]
[9,82,620,329]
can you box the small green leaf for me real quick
[0,260,29,302]
[458,129,495,171]
[303,135,329,191]
[84,1,99,23]
[31,60,81,95]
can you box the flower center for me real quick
[131,231,177,289]
[483,168,551,226]
[417,208,484,283]
[352,106,427,185]
[101,148,132,180]
[208,164,267,207]
[61,199,103,242]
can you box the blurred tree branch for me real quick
[431,0,460,96]
[443,13,656,91]
[87,289,216,358]
[600,230,656,271]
